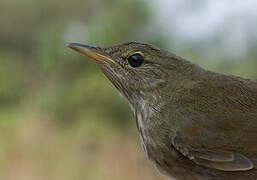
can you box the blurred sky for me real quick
[151,0,257,58]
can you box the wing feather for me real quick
[191,151,253,171]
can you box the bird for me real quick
[68,42,257,180]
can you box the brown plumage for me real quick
[68,42,257,180]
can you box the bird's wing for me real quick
[171,74,257,171]
[173,130,256,171]
[190,151,253,171]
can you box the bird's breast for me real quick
[135,104,168,161]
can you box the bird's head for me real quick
[68,42,192,106]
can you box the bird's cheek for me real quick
[141,77,166,91]
[127,78,166,93]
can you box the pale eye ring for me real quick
[127,53,144,68]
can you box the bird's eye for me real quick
[127,53,144,68]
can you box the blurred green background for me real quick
[0,0,256,179]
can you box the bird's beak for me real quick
[67,43,116,64]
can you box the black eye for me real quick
[127,53,144,68]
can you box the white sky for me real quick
[150,0,257,57]
[151,0,257,40]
